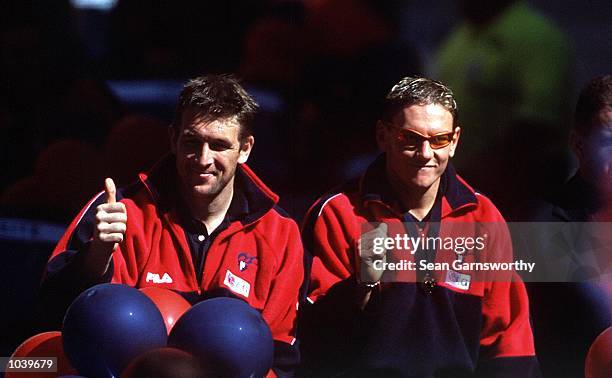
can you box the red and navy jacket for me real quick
[299,155,538,377]
[41,155,304,377]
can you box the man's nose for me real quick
[417,140,434,159]
[196,143,214,165]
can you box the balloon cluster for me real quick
[7,284,274,378]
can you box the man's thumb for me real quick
[376,222,388,235]
[105,178,116,204]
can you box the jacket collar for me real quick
[137,153,278,226]
[359,154,478,218]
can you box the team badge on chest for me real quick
[238,252,258,272]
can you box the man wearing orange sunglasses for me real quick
[300,76,538,376]
[375,82,460,222]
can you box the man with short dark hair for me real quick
[41,74,303,376]
[300,76,538,377]
[569,74,612,215]
[523,75,612,377]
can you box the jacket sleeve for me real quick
[302,195,359,303]
[260,217,304,377]
[476,199,539,376]
[298,195,372,375]
[476,277,540,377]
[38,191,115,329]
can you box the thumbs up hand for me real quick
[92,178,127,254]
[358,222,388,284]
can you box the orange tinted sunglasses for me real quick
[389,126,455,150]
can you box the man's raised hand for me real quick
[358,223,388,284]
[92,178,127,254]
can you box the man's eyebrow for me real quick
[208,135,234,145]
[182,130,200,137]
[180,130,197,139]
[181,131,234,146]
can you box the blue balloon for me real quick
[62,284,167,378]
[168,297,274,378]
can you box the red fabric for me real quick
[306,182,535,358]
[49,165,302,346]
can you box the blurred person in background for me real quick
[519,75,612,377]
[435,0,573,218]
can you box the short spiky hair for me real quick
[574,75,612,135]
[381,76,458,126]
[172,74,259,140]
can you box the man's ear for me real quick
[376,121,388,151]
[238,135,255,164]
[449,126,461,158]
[169,125,177,154]
[569,129,583,161]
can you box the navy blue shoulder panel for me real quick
[272,204,293,220]
[441,163,478,210]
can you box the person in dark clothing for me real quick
[520,75,612,377]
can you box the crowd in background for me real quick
[4,0,610,222]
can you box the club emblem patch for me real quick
[238,252,258,272]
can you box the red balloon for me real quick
[6,331,77,378]
[140,287,191,334]
[585,326,612,378]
